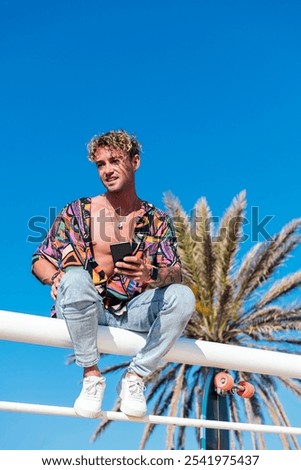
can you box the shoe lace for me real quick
[83,378,103,398]
[127,378,146,401]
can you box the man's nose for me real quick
[104,163,114,174]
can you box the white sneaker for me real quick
[119,374,147,417]
[74,376,106,418]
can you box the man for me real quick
[32,130,195,419]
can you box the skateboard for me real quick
[200,368,230,450]
[214,371,255,398]
[200,369,255,450]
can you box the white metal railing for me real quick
[1,310,301,378]
[1,401,301,435]
[1,309,301,435]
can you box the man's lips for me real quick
[106,177,118,183]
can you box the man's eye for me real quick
[112,159,120,165]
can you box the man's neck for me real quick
[105,190,139,215]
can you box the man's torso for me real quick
[90,195,141,278]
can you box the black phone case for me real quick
[110,242,132,264]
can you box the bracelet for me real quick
[150,266,159,280]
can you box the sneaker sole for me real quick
[74,403,102,419]
[120,402,147,418]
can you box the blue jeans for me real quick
[55,268,195,377]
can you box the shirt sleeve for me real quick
[156,214,181,268]
[31,204,70,271]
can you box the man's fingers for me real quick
[50,287,57,300]
[122,256,141,264]
[49,272,65,301]
[115,267,143,276]
[115,260,141,271]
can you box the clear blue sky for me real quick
[1,0,301,450]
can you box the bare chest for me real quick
[90,198,137,276]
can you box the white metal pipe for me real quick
[1,310,301,378]
[0,401,301,436]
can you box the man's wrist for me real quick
[143,264,158,284]
[42,270,60,285]
[146,263,181,288]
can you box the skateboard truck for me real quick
[213,371,255,399]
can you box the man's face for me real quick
[94,147,140,193]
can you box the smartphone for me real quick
[110,242,133,265]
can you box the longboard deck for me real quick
[200,368,230,450]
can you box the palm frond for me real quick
[270,388,300,449]
[213,191,247,333]
[145,364,180,402]
[193,385,202,446]
[279,377,301,397]
[139,381,171,449]
[166,364,186,449]
[90,399,121,443]
[254,271,301,310]
[234,218,301,305]
[190,197,215,319]
[177,368,200,449]
[163,192,198,288]
[239,306,301,327]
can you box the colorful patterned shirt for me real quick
[32,197,181,316]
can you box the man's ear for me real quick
[131,154,140,171]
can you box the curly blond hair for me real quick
[87,129,142,162]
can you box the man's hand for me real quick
[114,256,152,284]
[50,271,65,300]
[114,257,182,288]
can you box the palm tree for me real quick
[91,190,301,450]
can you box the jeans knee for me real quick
[165,283,195,319]
[58,268,98,307]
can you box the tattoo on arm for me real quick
[147,263,182,289]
